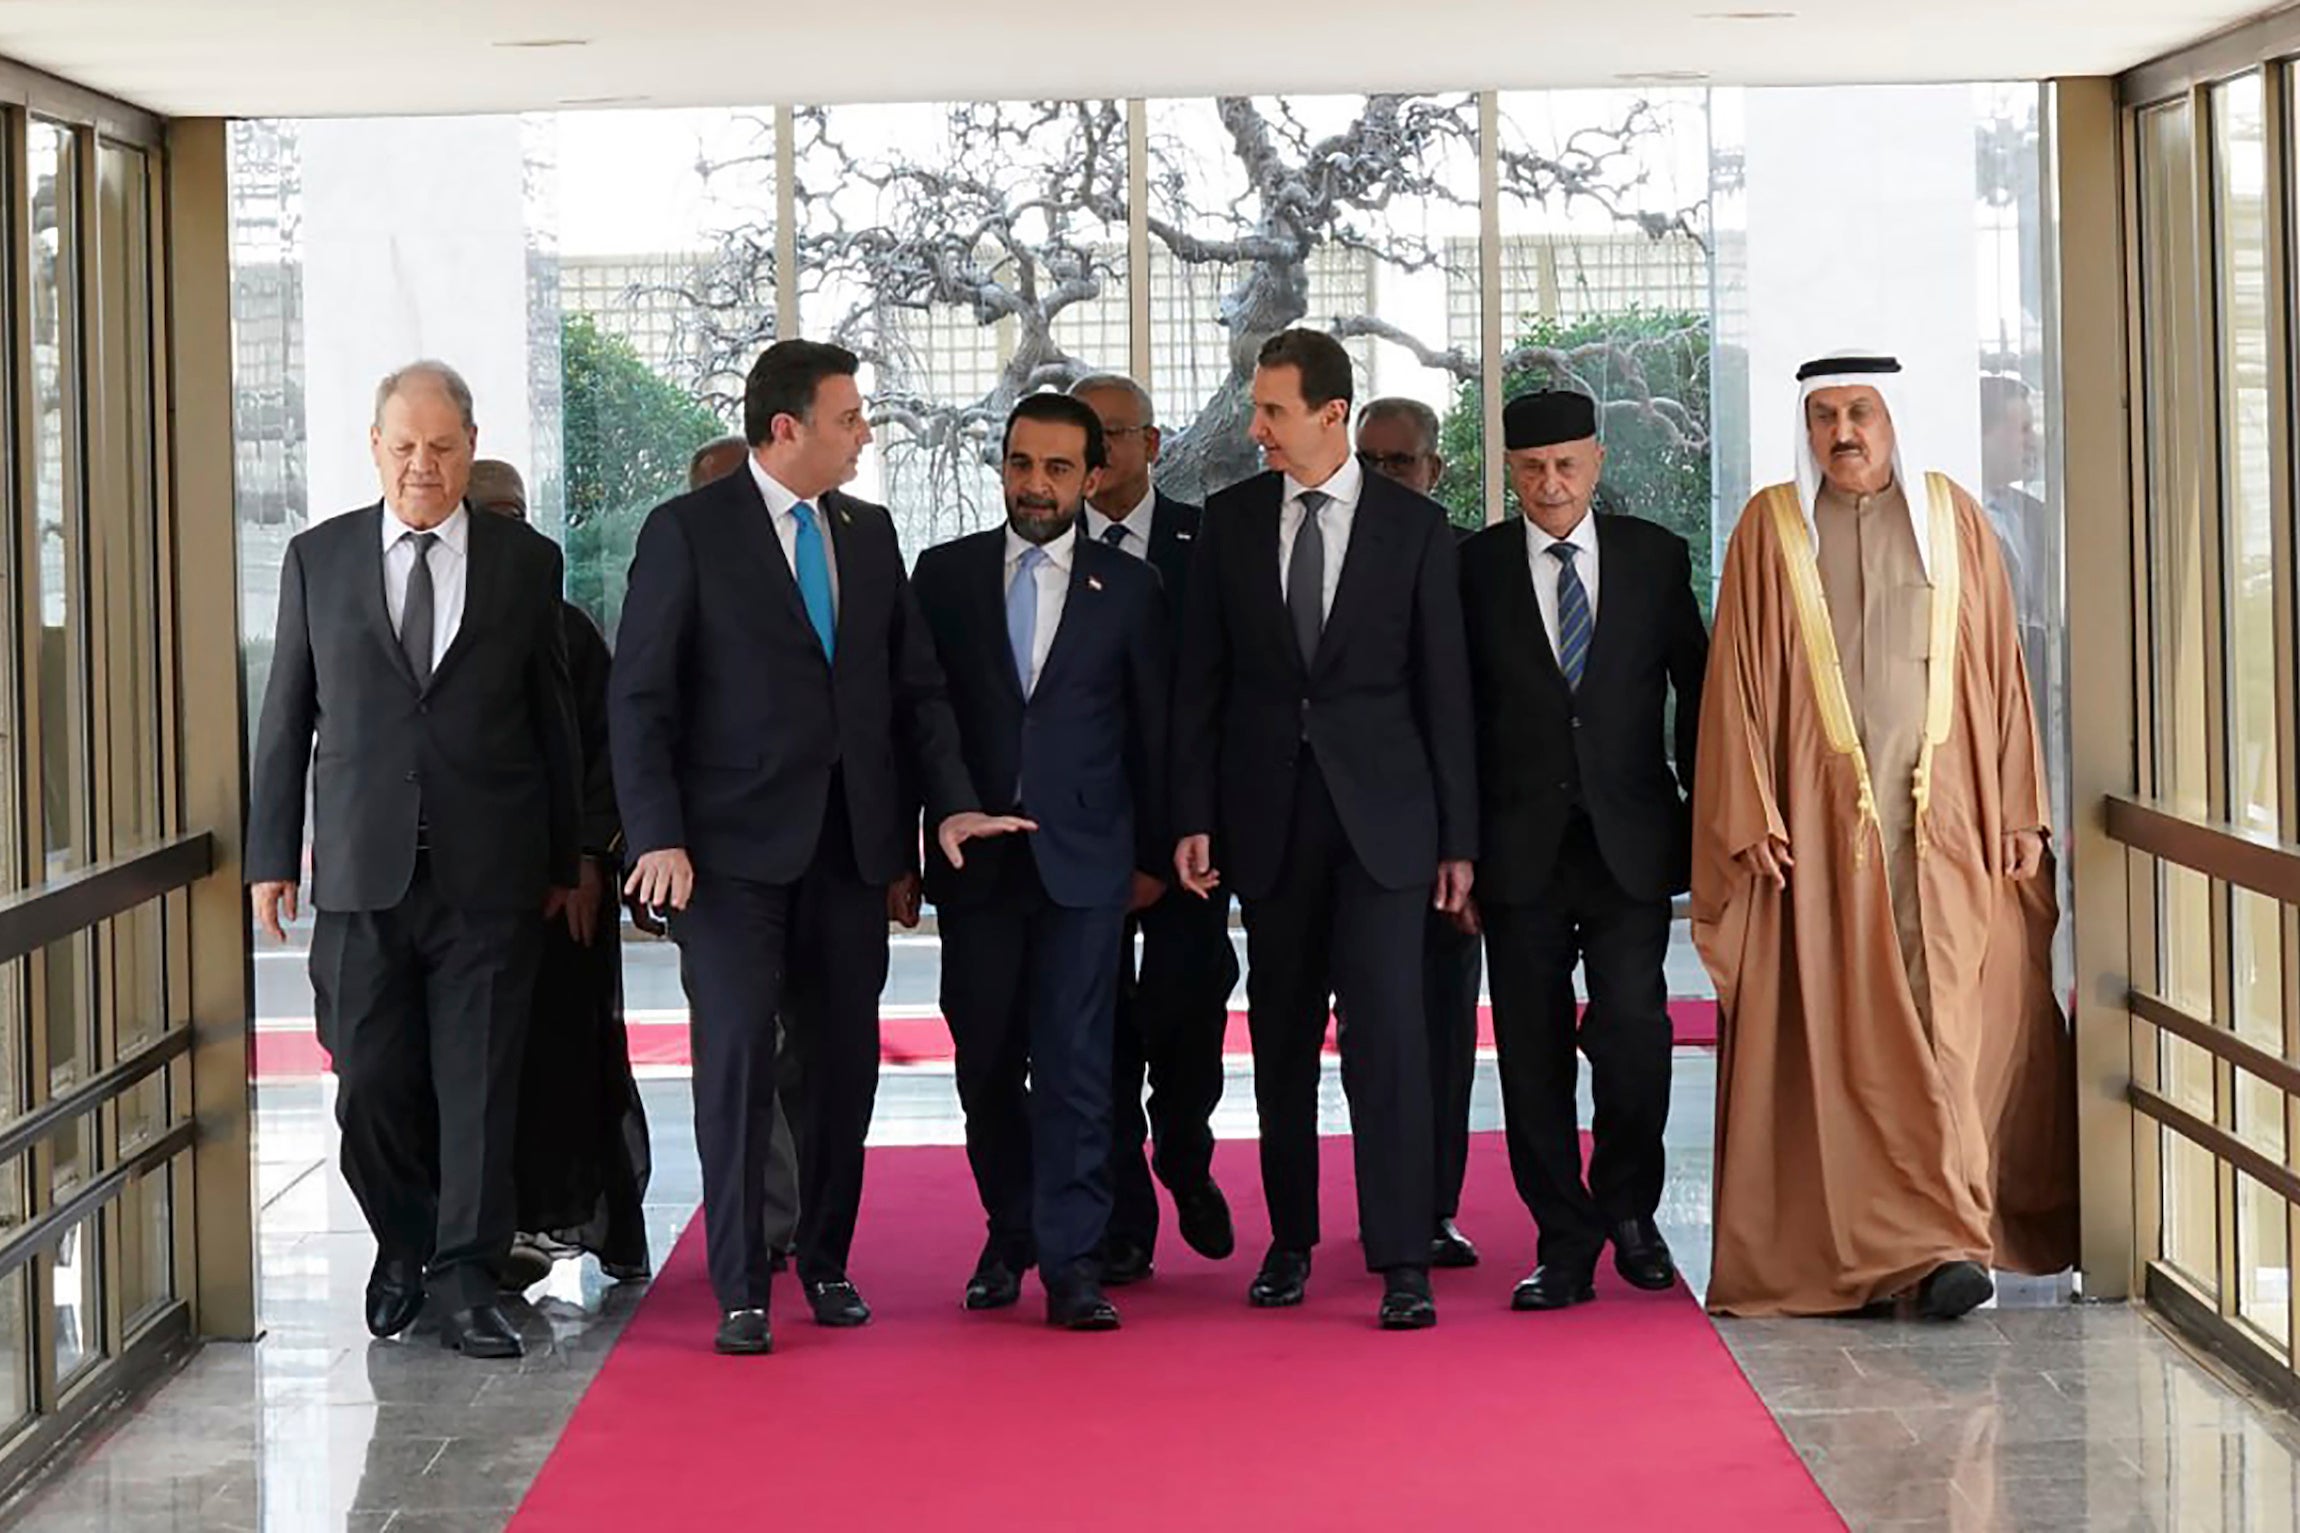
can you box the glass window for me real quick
[1147,95,1480,519]
[50,1215,101,1383]
[2238,1169,2290,1354]
[798,101,1130,559]
[1496,90,1710,570]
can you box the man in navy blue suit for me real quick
[913,393,1172,1330]
[611,341,1029,1356]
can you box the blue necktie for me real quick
[791,502,836,660]
[1101,522,1129,550]
[1008,545,1047,696]
[1551,542,1591,690]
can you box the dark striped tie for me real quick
[1101,522,1128,549]
[1550,542,1591,690]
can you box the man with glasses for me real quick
[1357,397,1484,1272]
[1069,373,1240,1283]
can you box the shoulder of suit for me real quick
[291,503,382,554]
[824,488,893,528]
[917,526,999,568]
[1080,536,1159,593]
[1204,471,1280,515]
[1359,472,1450,526]
[1154,491,1205,529]
[1598,511,1693,558]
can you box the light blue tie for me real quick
[790,502,836,660]
[1551,542,1591,690]
[1007,545,1047,696]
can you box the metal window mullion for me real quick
[1478,91,1503,527]
[1127,99,1150,390]
[774,106,797,339]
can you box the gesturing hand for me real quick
[1174,835,1220,898]
[938,811,1036,870]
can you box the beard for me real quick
[1007,493,1078,545]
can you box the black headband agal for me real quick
[1796,355,1902,382]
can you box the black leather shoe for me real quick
[364,1255,426,1339]
[1247,1246,1311,1308]
[963,1250,1024,1311]
[493,1239,552,1293]
[1512,1265,1597,1311]
[806,1278,872,1328]
[1173,1180,1236,1260]
[1611,1219,1678,1292]
[1429,1219,1480,1269]
[439,1303,524,1359]
[714,1308,773,1355]
[1379,1267,1437,1330]
[1918,1260,1994,1320]
[1046,1279,1122,1331]
[1101,1237,1154,1286]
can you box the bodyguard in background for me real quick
[1355,396,1484,1272]
[914,393,1171,1329]
[1172,329,1477,1330]
[1069,373,1237,1283]
[1458,389,1706,1311]
[610,340,1026,1356]
[248,362,582,1360]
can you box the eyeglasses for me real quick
[1362,452,1430,475]
[1100,424,1151,439]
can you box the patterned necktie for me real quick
[790,502,836,660]
[1550,541,1591,690]
[1287,490,1330,666]
[1101,522,1129,549]
[1008,545,1048,696]
[399,531,438,689]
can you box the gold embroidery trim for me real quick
[1911,472,1962,852]
[1763,485,1878,852]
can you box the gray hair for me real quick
[1357,396,1442,455]
[374,359,476,432]
[1069,372,1157,426]
[467,459,528,517]
[688,435,750,490]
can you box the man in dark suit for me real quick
[610,340,1028,1356]
[1069,373,1238,1284]
[1458,389,1707,1311]
[1356,397,1485,1273]
[1172,329,1477,1330]
[248,362,582,1360]
[914,393,1171,1329]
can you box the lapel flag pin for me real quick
[1087,575,1104,591]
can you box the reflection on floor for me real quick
[3,1056,2297,1532]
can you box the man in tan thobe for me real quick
[1691,353,2076,1319]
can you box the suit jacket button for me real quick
[1569,715,1582,729]
[405,770,419,783]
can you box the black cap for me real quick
[1795,355,1901,382]
[1502,389,1598,450]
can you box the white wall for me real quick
[298,118,539,523]
[1740,85,1985,502]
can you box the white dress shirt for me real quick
[1084,484,1158,561]
[1525,509,1602,659]
[1006,522,1076,696]
[1277,452,1364,621]
[749,455,841,613]
[382,502,469,669]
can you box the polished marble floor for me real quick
[3,1051,2297,1531]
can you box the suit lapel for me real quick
[976,532,1025,703]
[1578,517,1632,688]
[1313,478,1399,676]
[1504,521,1573,697]
[820,490,862,668]
[734,471,824,662]
[358,505,421,691]
[1244,480,1301,678]
[427,505,493,693]
[1148,493,1194,592]
[1032,537,1101,700]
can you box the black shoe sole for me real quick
[1614,1260,1678,1292]
[962,1288,1021,1311]
[1919,1265,1994,1320]
[1429,1244,1480,1270]
[1380,1307,1437,1330]
[714,1335,774,1356]
[440,1334,523,1359]
[1511,1286,1597,1312]
[1247,1285,1306,1309]
[811,1309,871,1328]
[1053,1312,1123,1331]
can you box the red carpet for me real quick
[508,1135,1838,1532]
[253,1000,1719,1078]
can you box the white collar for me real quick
[1086,484,1157,545]
[1793,368,1932,580]
[1524,508,1599,561]
[1005,520,1077,572]
[382,501,469,554]
[1284,452,1363,510]
[747,455,823,522]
